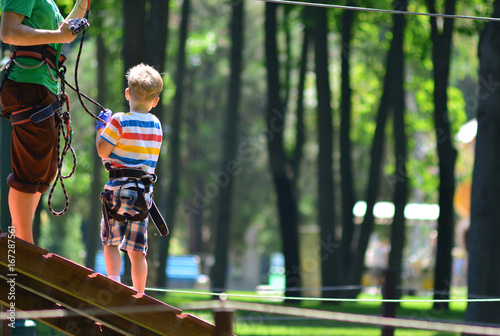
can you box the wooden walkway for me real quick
[0,233,217,335]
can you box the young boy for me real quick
[96,63,163,296]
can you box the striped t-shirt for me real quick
[100,111,162,189]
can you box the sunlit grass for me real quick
[156,289,467,336]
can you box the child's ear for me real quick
[125,88,130,101]
[151,96,160,108]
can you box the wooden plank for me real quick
[0,278,119,336]
[179,314,217,336]
[0,264,162,336]
[0,232,48,256]
[0,234,216,336]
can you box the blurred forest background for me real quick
[2,0,500,325]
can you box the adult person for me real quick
[0,0,89,243]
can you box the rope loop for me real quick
[47,98,77,216]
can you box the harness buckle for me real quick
[0,59,11,72]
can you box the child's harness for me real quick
[101,167,169,237]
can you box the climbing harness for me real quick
[0,44,66,83]
[101,166,169,237]
[9,100,61,126]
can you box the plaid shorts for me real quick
[100,186,151,254]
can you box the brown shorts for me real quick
[1,79,59,194]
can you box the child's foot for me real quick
[108,275,121,283]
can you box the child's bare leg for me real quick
[128,250,147,294]
[104,245,122,282]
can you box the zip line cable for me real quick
[145,287,500,304]
[259,0,500,22]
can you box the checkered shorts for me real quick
[100,186,151,254]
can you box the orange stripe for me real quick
[11,50,65,70]
[11,107,33,115]
[12,119,31,126]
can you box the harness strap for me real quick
[109,168,145,180]
[101,168,169,236]
[102,184,149,223]
[107,208,149,222]
[10,45,67,72]
[0,44,66,95]
[9,100,61,126]
[108,168,157,187]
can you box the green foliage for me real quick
[39,211,86,263]
[55,0,75,17]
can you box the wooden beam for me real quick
[0,233,216,336]
[0,266,158,336]
[0,273,121,335]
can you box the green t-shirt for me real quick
[1,0,64,94]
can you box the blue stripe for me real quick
[101,136,115,146]
[121,119,161,129]
[109,153,158,168]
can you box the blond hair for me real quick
[126,63,164,102]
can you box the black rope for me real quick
[72,8,106,122]
[62,6,106,122]
[260,0,500,22]
[47,0,106,216]
[62,78,105,111]
[47,87,77,216]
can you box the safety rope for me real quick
[47,0,106,216]
[47,80,77,216]
[71,1,107,120]
[144,287,500,303]
[259,0,500,22]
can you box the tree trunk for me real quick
[339,0,356,285]
[123,0,146,86]
[312,7,340,298]
[427,0,457,311]
[156,0,190,287]
[387,0,408,298]
[210,0,244,294]
[290,24,309,183]
[283,6,291,110]
[265,2,301,299]
[350,5,400,291]
[464,0,500,327]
